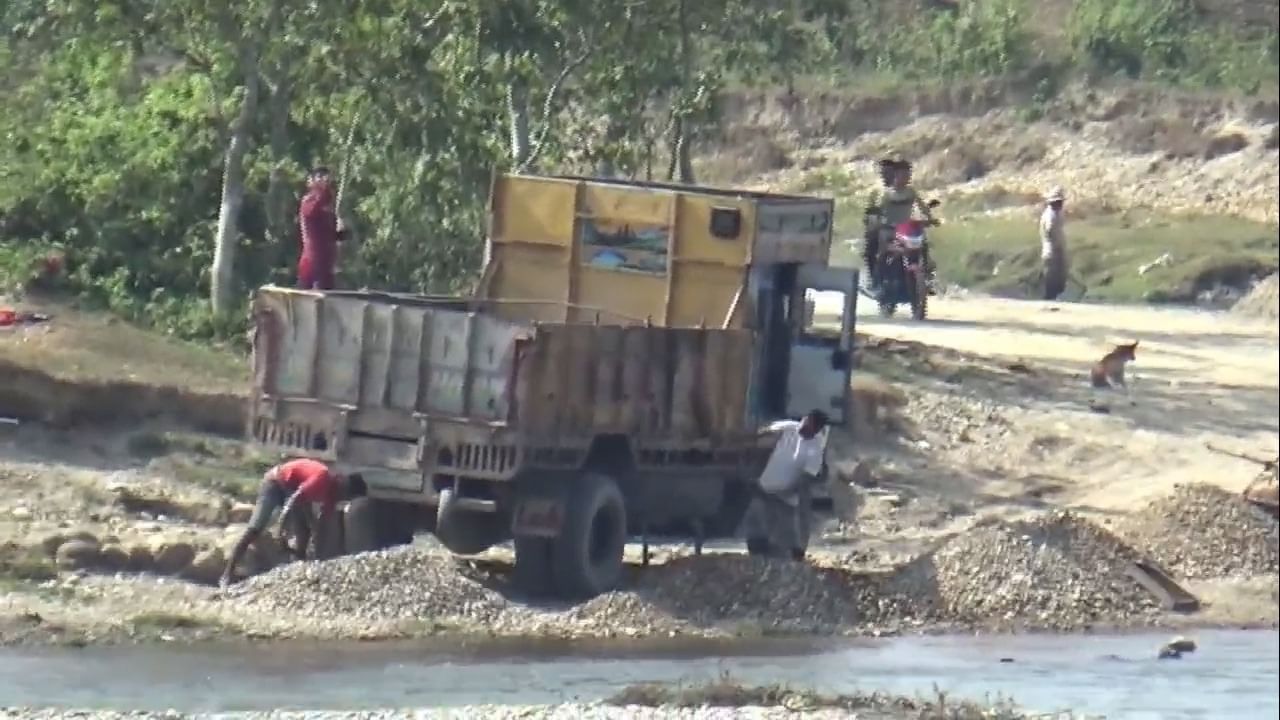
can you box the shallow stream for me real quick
[1,629,1276,718]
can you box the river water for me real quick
[0,629,1275,718]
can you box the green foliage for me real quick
[1,0,1277,347]
[1068,0,1279,92]
[808,0,1032,79]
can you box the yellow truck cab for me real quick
[246,173,857,598]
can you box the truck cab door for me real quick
[786,264,858,425]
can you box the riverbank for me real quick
[1,296,1277,648]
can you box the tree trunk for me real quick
[671,0,696,184]
[676,120,695,183]
[506,81,531,168]
[264,63,292,251]
[335,109,361,246]
[210,52,261,315]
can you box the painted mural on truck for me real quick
[579,219,670,275]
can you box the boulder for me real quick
[39,534,67,558]
[1166,636,1197,654]
[228,503,255,524]
[183,548,226,585]
[252,536,291,571]
[98,544,130,571]
[55,539,101,570]
[125,544,155,572]
[150,540,196,575]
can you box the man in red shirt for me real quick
[296,167,345,290]
[220,458,366,587]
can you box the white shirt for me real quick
[757,420,827,504]
[1039,205,1065,260]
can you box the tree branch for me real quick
[519,31,595,172]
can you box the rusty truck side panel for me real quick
[513,324,755,443]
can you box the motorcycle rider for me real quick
[862,157,898,288]
[864,154,938,290]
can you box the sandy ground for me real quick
[829,292,1278,515]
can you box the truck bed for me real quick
[249,287,761,472]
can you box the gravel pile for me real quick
[885,511,1160,629]
[1118,483,1279,579]
[627,555,873,632]
[1231,273,1279,320]
[224,546,511,625]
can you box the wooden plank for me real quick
[359,302,395,407]
[591,325,624,430]
[645,328,671,434]
[670,329,704,437]
[720,332,752,435]
[543,326,573,436]
[565,325,595,434]
[620,326,649,433]
[702,331,729,435]
[414,310,434,413]
[388,306,424,411]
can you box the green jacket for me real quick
[865,186,934,228]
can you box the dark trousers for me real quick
[1043,253,1066,300]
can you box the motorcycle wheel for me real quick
[910,270,928,321]
[878,260,897,317]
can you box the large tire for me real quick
[552,472,627,598]
[342,498,418,555]
[435,487,505,555]
[343,497,379,554]
[513,534,555,596]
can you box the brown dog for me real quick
[1090,341,1138,389]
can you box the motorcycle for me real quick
[876,203,940,320]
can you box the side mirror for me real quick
[830,349,849,371]
[926,199,942,208]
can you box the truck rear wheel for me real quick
[436,487,505,555]
[343,498,417,555]
[343,497,379,554]
[513,535,555,596]
[552,472,627,598]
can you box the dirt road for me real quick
[826,292,1278,516]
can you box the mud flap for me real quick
[512,497,564,538]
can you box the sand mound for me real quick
[885,511,1160,629]
[1118,483,1279,579]
[1231,273,1279,320]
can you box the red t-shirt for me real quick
[298,187,339,263]
[274,459,338,516]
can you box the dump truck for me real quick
[246,174,859,598]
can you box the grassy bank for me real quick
[930,211,1278,303]
[821,185,1277,304]
[609,674,1033,718]
[0,298,244,392]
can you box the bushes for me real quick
[1069,0,1279,92]
[819,0,1032,79]
[807,0,1275,93]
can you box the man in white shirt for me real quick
[1040,186,1068,300]
[743,409,830,561]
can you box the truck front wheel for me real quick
[552,472,627,598]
